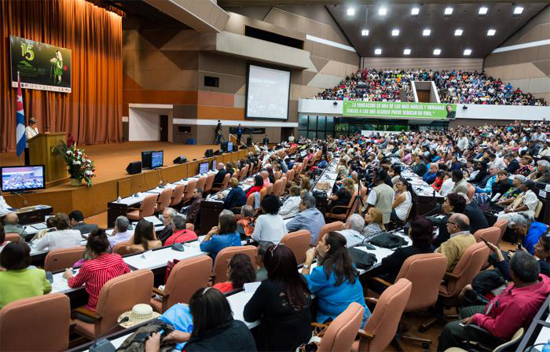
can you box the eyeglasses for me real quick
[447,221,457,226]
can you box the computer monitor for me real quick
[227,142,233,152]
[212,160,217,171]
[151,151,163,169]
[141,151,153,169]
[1,165,45,192]
[199,162,209,174]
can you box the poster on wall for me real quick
[343,101,456,119]
[10,36,72,93]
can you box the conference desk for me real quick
[516,294,550,351]
[0,204,53,225]
[312,158,340,212]
[399,166,444,216]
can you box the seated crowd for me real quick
[2,121,550,352]
[315,68,548,106]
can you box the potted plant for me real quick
[54,137,96,187]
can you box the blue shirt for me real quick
[304,265,370,327]
[524,222,548,254]
[199,231,241,259]
[286,208,326,245]
[223,187,247,210]
[423,170,437,184]
[475,175,496,194]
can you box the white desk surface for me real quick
[353,231,412,271]
[535,313,550,347]
[226,291,259,329]
[51,269,81,294]
[123,243,206,270]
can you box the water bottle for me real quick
[542,340,550,352]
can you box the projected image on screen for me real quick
[1,166,45,191]
[246,65,291,120]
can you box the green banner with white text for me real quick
[343,101,456,119]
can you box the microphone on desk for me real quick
[15,192,28,206]
[89,316,130,352]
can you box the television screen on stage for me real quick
[245,64,290,120]
[151,151,163,169]
[141,151,153,169]
[228,142,233,152]
[212,160,217,171]
[199,162,209,174]
[1,165,45,192]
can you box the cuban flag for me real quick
[16,72,26,157]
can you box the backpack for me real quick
[116,319,176,352]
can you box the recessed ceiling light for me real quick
[454,29,463,36]
[513,6,524,15]
[464,49,472,56]
[361,29,369,36]
[487,29,496,36]
[444,7,453,16]
[374,48,382,55]
[423,29,431,36]
[347,7,355,16]
[478,7,488,15]
[379,7,387,16]
[433,48,441,55]
[392,29,400,36]
[411,7,420,16]
[404,48,411,55]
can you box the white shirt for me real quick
[34,229,83,251]
[457,137,469,151]
[252,214,287,244]
[339,229,366,248]
[524,190,539,214]
[24,126,39,147]
[440,178,455,197]
[393,191,412,221]
[0,196,11,216]
[108,230,132,246]
[278,196,301,219]
[490,157,506,170]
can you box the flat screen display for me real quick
[1,165,45,192]
[228,142,233,152]
[199,162,209,174]
[151,151,163,169]
[141,151,152,169]
[245,64,291,120]
[212,160,217,171]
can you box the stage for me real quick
[1,142,250,219]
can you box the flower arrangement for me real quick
[54,137,96,187]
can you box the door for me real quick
[160,115,168,142]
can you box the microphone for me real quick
[89,316,130,352]
[15,192,28,206]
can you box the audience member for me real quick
[246,175,264,198]
[339,214,367,247]
[164,215,198,246]
[327,178,354,214]
[391,178,412,222]
[362,208,386,240]
[3,212,27,240]
[436,213,476,271]
[431,193,467,248]
[200,210,241,259]
[497,179,539,221]
[286,194,326,245]
[213,254,256,293]
[68,210,98,235]
[451,170,469,195]
[237,205,255,237]
[0,190,12,216]
[34,213,82,251]
[182,188,203,225]
[156,207,177,243]
[125,219,162,253]
[213,162,227,185]
[252,195,287,244]
[107,216,132,246]
[219,177,246,210]
[367,170,395,224]
[278,186,302,219]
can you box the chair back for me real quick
[318,302,364,352]
[286,169,295,185]
[237,167,246,181]
[280,230,311,264]
[317,221,344,246]
[535,200,543,218]
[274,171,281,180]
[140,194,158,218]
[473,227,501,246]
[203,174,215,193]
[493,219,508,242]
[5,233,21,243]
[494,328,525,352]
[281,176,288,192]
[93,270,154,338]
[260,188,267,201]
[44,246,86,272]
[266,184,274,195]
[272,179,284,197]
[0,293,70,352]
[220,173,231,190]
[156,188,173,213]
[467,183,475,201]
[246,192,257,208]
[212,246,257,284]
[170,185,185,206]
[443,242,490,298]
[195,176,207,191]
[248,163,255,177]
[395,253,447,312]
[358,279,412,352]
[162,256,213,312]
[112,241,131,256]
[183,180,197,202]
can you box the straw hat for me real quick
[117,304,161,328]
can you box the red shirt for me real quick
[212,281,234,293]
[68,253,130,311]
[471,275,550,340]
[246,186,263,198]
[164,229,198,246]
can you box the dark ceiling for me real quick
[326,3,547,58]
[104,0,190,28]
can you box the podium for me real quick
[28,132,68,187]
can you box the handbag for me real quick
[348,247,377,270]
[164,259,180,284]
[116,319,176,352]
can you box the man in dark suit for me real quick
[69,210,98,236]
[504,154,520,174]
[236,124,243,146]
[263,135,269,146]
[213,162,227,185]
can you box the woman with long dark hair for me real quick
[246,175,265,198]
[302,232,370,327]
[126,219,162,253]
[213,253,256,293]
[244,244,312,351]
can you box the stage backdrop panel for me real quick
[0,0,123,153]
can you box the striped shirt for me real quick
[68,253,130,311]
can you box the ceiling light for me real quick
[347,7,355,16]
[374,48,382,55]
[423,29,431,36]
[411,7,420,16]
[487,29,496,36]
[464,49,472,56]
[433,48,441,55]
[513,6,524,15]
[392,29,400,36]
[444,7,453,16]
[379,7,387,16]
[478,7,488,15]
[454,29,463,36]
[361,29,369,36]
[404,48,411,55]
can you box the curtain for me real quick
[0,0,123,152]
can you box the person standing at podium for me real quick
[24,117,39,165]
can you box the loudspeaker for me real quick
[247,137,252,147]
[204,149,214,157]
[126,161,142,175]
[213,150,221,156]
[173,155,187,164]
